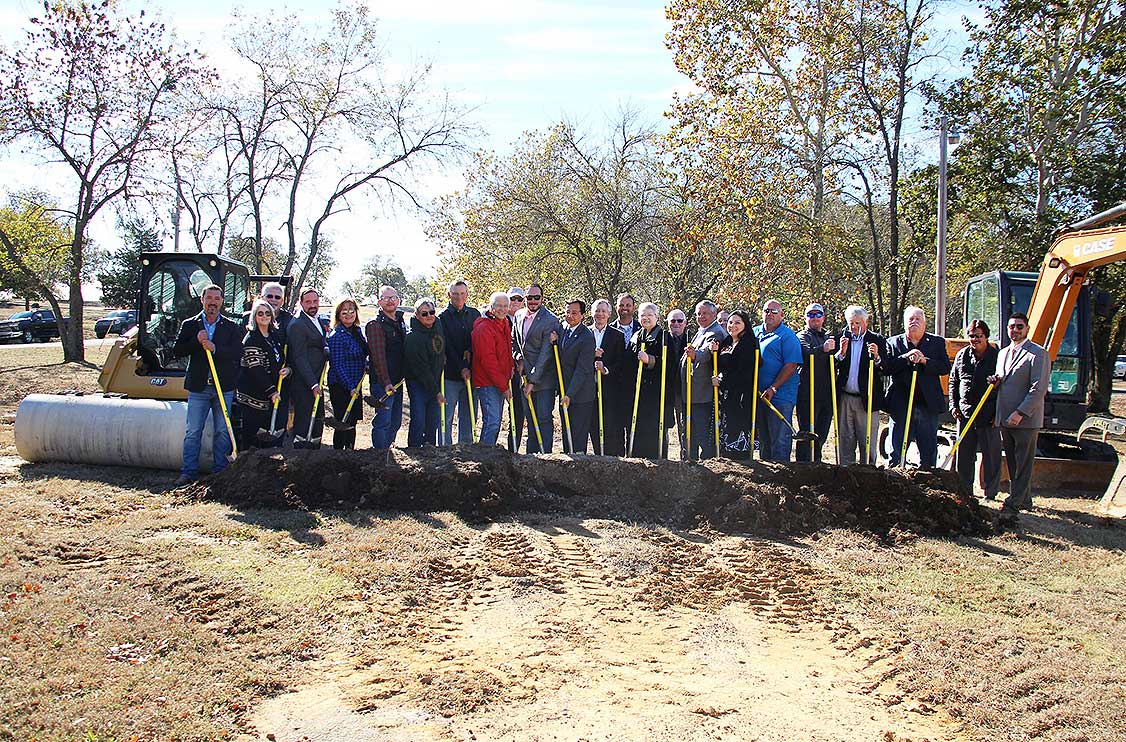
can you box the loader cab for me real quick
[963,270,1088,431]
[136,252,251,374]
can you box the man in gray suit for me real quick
[288,287,329,448]
[680,300,728,460]
[988,312,1050,525]
[552,298,596,454]
[515,284,561,453]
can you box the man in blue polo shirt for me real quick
[754,299,803,462]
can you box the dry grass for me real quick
[1,345,1125,740]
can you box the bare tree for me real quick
[0,0,209,361]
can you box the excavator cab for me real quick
[964,270,1089,432]
[98,252,256,400]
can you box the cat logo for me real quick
[149,378,168,386]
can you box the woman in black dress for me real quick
[236,299,290,450]
[626,302,675,459]
[710,310,760,460]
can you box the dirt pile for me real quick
[197,446,990,539]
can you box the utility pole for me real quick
[936,117,959,337]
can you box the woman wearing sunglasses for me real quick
[235,298,290,450]
[403,298,447,446]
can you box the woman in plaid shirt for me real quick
[327,298,369,450]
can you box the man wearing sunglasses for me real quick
[666,309,689,458]
[515,284,560,453]
[796,302,836,463]
[505,287,526,451]
[988,312,1050,527]
[949,319,1000,500]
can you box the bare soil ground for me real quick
[0,348,1123,742]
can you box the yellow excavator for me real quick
[14,251,289,472]
[949,202,1126,516]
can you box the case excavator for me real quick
[14,251,289,472]
[948,202,1126,515]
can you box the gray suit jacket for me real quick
[514,307,561,389]
[993,340,1050,429]
[288,310,328,390]
[681,320,728,402]
[557,323,596,404]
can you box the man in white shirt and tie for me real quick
[288,288,329,448]
[987,311,1050,527]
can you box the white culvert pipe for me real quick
[15,394,216,473]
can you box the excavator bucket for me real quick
[1077,417,1126,517]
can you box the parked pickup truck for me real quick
[0,309,68,344]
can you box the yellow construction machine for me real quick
[14,251,289,472]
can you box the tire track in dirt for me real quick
[248,522,969,741]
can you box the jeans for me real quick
[889,405,939,468]
[795,396,834,462]
[371,387,404,449]
[182,388,234,478]
[527,388,556,453]
[407,381,441,447]
[443,377,477,444]
[755,398,795,462]
[476,386,505,446]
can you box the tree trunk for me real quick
[63,228,86,363]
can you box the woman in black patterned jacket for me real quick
[709,310,760,460]
[236,299,290,450]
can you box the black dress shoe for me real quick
[173,475,196,488]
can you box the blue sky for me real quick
[0,0,979,297]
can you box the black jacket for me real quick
[835,329,887,411]
[949,344,999,427]
[440,303,482,379]
[717,333,761,403]
[236,329,285,410]
[593,324,627,399]
[797,327,834,403]
[173,313,244,393]
[881,332,952,414]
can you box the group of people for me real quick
[172,280,1051,526]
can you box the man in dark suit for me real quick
[666,309,689,458]
[877,305,951,468]
[590,299,626,455]
[172,283,244,485]
[288,287,329,448]
[834,305,887,465]
[989,312,1051,526]
[515,283,561,453]
[553,299,596,454]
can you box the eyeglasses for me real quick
[264,294,282,300]
[510,296,524,301]
[254,311,272,317]
[969,333,986,339]
[763,308,781,315]
[526,295,543,301]
[806,311,823,318]
[669,318,686,323]
[417,310,434,317]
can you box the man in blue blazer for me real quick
[876,305,951,468]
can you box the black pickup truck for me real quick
[0,309,68,344]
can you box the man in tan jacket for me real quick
[988,312,1051,526]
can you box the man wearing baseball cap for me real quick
[505,287,526,450]
[796,302,836,462]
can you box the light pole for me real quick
[935,116,960,337]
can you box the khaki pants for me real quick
[838,392,878,465]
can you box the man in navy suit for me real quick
[877,305,951,468]
[172,284,244,485]
[553,299,596,454]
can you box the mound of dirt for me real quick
[196,446,990,539]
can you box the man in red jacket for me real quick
[472,291,516,446]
